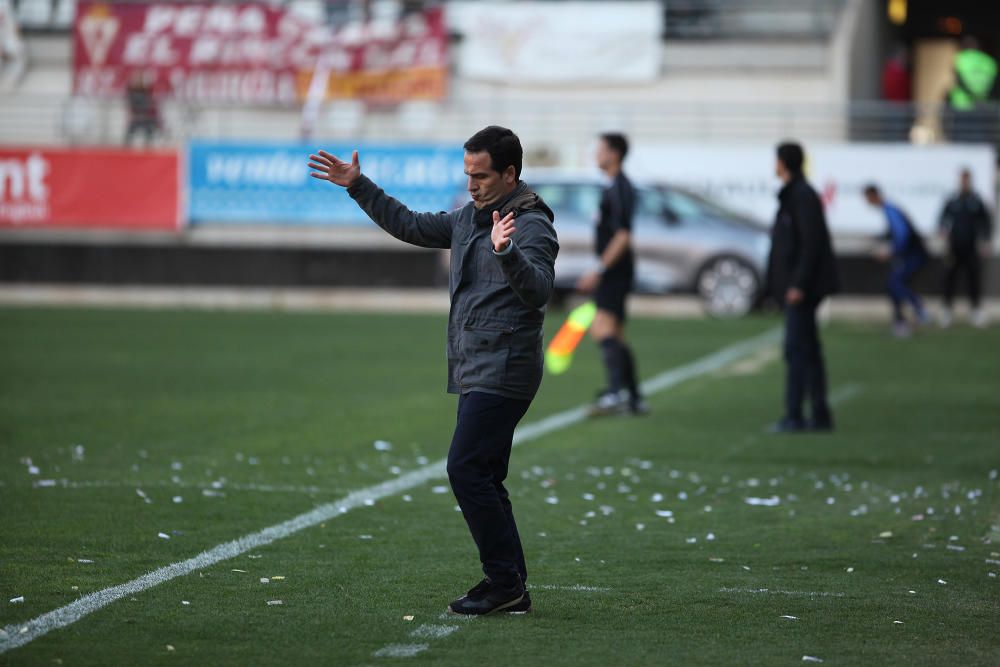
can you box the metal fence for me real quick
[2,94,998,151]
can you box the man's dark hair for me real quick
[776,141,805,175]
[464,126,523,180]
[863,183,880,197]
[600,133,629,161]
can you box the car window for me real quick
[662,189,709,222]
[530,183,602,223]
[637,188,666,217]
[532,183,571,212]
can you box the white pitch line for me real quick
[372,643,429,658]
[719,587,846,598]
[529,584,611,592]
[409,624,459,640]
[0,327,778,655]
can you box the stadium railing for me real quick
[1,95,997,149]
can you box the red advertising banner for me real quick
[0,148,180,231]
[72,2,448,105]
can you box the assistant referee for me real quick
[577,133,646,416]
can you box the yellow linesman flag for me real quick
[544,301,597,375]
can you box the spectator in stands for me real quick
[576,133,646,417]
[124,72,160,147]
[766,141,839,434]
[938,168,994,328]
[880,45,913,141]
[0,0,26,90]
[944,37,997,143]
[863,184,929,337]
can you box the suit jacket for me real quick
[767,175,840,304]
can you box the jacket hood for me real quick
[500,181,556,223]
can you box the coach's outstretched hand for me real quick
[308,150,361,188]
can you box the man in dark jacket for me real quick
[863,184,929,337]
[938,168,993,328]
[766,141,839,433]
[308,126,558,615]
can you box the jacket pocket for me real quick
[458,325,512,389]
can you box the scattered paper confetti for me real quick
[359,535,373,540]
[937,579,947,585]
[166,645,175,652]
[780,615,798,620]
[231,569,247,573]
[402,495,412,502]
[34,479,56,488]
[545,496,559,505]
[10,596,24,604]
[77,558,94,564]
[181,601,190,606]
[271,576,285,581]
[802,656,823,663]
[374,440,393,451]
[403,615,414,621]
[260,578,270,584]
[172,496,183,504]
[266,600,283,606]
[878,531,893,538]
[893,620,903,624]
[431,486,448,494]
[744,496,780,507]
[655,509,674,518]
[636,523,645,531]
[157,532,170,540]
[846,567,854,573]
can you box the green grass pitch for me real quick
[1,307,998,665]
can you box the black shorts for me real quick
[594,268,633,322]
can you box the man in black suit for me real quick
[766,142,840,433]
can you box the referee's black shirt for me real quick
[595,171,636,275]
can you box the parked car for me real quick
[522,170,772,317]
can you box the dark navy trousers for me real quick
[783,299,831,424]
[447,391,531,588]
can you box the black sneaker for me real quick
[807,417,834,432]
[504,590,532,614]
[447,579,524,616]
[629,397,650,416]
[766,417,807,434]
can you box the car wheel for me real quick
[696,256,759,318]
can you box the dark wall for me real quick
[1,241,997,296]
[0,243,444,287]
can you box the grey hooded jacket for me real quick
[347,175,559,400]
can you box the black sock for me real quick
[621,343,640,402]
[599,338,625,393]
